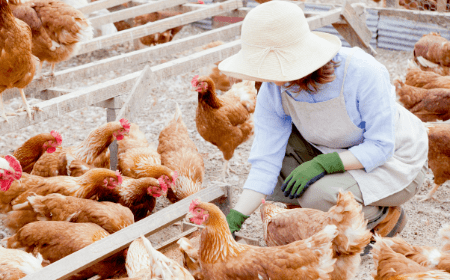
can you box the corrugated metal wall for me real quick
[377,16,450,50]
[192,0,450,51]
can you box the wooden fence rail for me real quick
[0,40,241,135]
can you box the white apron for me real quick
[281,49,428,205]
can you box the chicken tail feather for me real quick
[327,191,371,255]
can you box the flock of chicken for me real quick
[1,0,450,278]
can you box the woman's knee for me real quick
[298,173,361,212]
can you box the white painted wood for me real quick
[115,65,154,123]
[1,22,242,102]
[0,40,241,135]
[89,0,188,27]
[79,0,130,15]
[77,0,243,54]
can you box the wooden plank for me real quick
[332,2,377,56]
[115,65,154,123]
[20,185,227,280]
[154,227,199,251]
[0,40,241,134]
[89,0,188,27]
[437,0,447,12]
[78,0,243,55]
[2,22,242,102]
[78,0,130,15]
[370,7,450,28]
[306,8,342,31]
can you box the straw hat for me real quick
[218,1,342,82]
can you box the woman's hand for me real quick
[281,152,345,199]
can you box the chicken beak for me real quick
[184,212,194,224]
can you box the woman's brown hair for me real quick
[285,59,340,93]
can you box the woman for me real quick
[218,1,428,238]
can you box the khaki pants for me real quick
[268,124,426,229]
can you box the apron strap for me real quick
[339,48,358,95]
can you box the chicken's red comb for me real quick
[189,199,201,213]
[158,176,168,193]
[5,155,22,180]
[191,75,199,87]
[50,130,62,146]
[261,198,266,204]
[115,170,123,184]
[198,0,204,4]
[120,119,131,133]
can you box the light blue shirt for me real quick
[244,47,398,195]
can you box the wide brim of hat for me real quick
[218,31,342,83]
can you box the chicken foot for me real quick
[419,183,441,202]
[221,160,237,182]
[19,89,32,121]
[35,62,56,79]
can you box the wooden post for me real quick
[105,98,120,170]
[332,1,377,56]
[115,65,154,123]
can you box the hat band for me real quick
[242,36,303,77]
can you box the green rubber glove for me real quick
[226,209,249,235]
[281,152,345,199]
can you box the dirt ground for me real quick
[1,10,450,279]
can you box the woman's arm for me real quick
[347,52,397,173]
[233,82,292,215]
[339,151,364,170]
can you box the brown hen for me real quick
[382,235,450,273]
[9,0,93,78]
[99,176,167,221]
[0,0,37,122]
[9,168,122,207]
[31,119,130,177]
[157,104,204,203]
[6,193,134,233]
[406,61,450,89]
[419,123,450,201]
[371,235,450,280]
[187,199,337,280]
[260,191,372,280]
[192,75,256,181]
[117,123,177,187]
[11,130,62,173]
[1,221,127,280]
[394,80,450,122]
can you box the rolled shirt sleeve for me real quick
[348,56,397,173]
[243,82,292,195]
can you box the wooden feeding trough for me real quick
[2,0,375,278]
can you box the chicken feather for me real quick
[260,191,372,280]
[187,199,337,280]
[157,103,205,203]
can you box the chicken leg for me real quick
[49,63,56,76]
[19,89,32,121]
[221,160,237,182]
[419,183,441,202]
